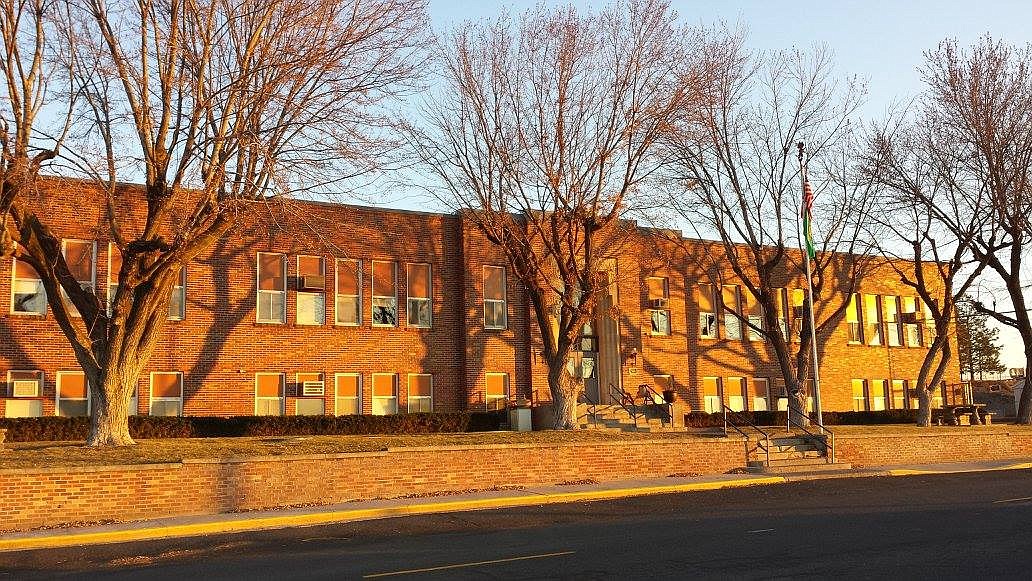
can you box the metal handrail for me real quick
[721,403,772,467]
[577,390,599,428]
[609,382,638,425]
[639,384,672,426]
[787,407,836,464]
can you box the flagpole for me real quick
[797,142,824,432]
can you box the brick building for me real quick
[0,179,959,420]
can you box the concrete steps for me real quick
[577,403,678,433]
[745,434,847,474]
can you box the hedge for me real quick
[685,409,920,429]
[0,411,507,443]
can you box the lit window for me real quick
[485,373,509,410]
[296,255,326,325]
[56,371,90,417]
[722,285,742,340]
[885,296,902,346]
[335,259,361,326]
[255,373,284,415]
[697,284,717,339]
[846,293,863,343]
[372,260,398,327]
[483,265,507,329]
[646,276,670,336]
[150,372,183,416]
[891,379,907,410]
[751,378,770,411]
[256,253,286,324]
[407,374,433,412]
[11,256,45,315]
[851,379,867,412]
[702,376,721,413]
[62,240,97,317]
[790,289,807,336]
[864,294,883,346]
[406,263,432,328]
[870,379,888,411]
[334,373,362,415]
[371,373,398,415]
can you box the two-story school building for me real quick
[0,178,960,420]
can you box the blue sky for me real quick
[425,1,1029,370]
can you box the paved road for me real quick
[4,471,1032,580]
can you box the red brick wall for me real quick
[0,438,744,532]
[835,432,1032,467]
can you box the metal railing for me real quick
[786,405,835,464]
[638,384,672,426]
[577,390,600,429]
[609,382,639,426]
[721,403,772,467]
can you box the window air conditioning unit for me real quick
[11,380,39,397]
[298,275,325,291]
[649,298,669,309]
[301,381,325,396]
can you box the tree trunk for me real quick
[1017,350,1032,424]
[86,364,140,446]
[916,387,933,427]
[546,359,578,430]
[786,379,809,428]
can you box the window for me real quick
[256,253,286,323]
[295,372,325,415]
[726,377,747,412]
[645,276,671,336]
[751,378,770,411]
[743,292,763,341]
[5,370,43,418]
[62,239,97,317]
[150,372,183,416]
[885,295,902,347]
[923,301,936,344]
[891,379,907,410]
[697,284,717,339]
[296,255,326,325]
[790,289,806,336]
[169,266,186,320]
[56,371,89,417]
[846,293,863,343]
[870,379,888,411]
[11,256,45,315]
[407,374,433,413]
[654,374,674,400]
[334,373,362,415]
[255,373,285,416]
[372,260,398,327]
[721,285,741,340]
[702,376,721,413]
[485,373,509,411]
[902,296,921,347]
[371,373,398,415]
[406,263,432,328]
[335,259,362,326]
[483,265,507,329]
[107,243,121,315]
[775,288,789,340]
[864,294,883,346]
[851,379,868,412]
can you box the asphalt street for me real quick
[4,470,1032,580]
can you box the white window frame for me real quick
[7,370,43,398]
[10,256,46,315]
[483,265,508,330]
[61,239,97,318]
[55,370,90,417]
[169,266,187,321]
[256,252,287,324]
[254,372,285,416]
[334,258,362,326]
[649,308,671,336]
[485,372,509,411]
[407,373,433,413]
[371,260,398,327]
[406,263,432,328]
[334,373,362,416]
[149,371,184,417]
[371,373,398,415]
[296,255,326,326]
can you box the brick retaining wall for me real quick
[834,431,1032,466]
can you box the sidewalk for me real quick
[2,458,1030,553]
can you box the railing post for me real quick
[723,404,728,435]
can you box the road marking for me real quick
[363,551,576,578]
[746,528,775,533]
[993,496,1032,504]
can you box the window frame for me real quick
[10,256,46,316]
[61,239,97,318]
[371,373,398,415]
[885,295,903,347]
[851,379,868,412]
[483,265,508,330]
[107,242,120,316]
[702,376,722,413]
[256,252,287,324]
[149,371,184,417]
[726,376,747,412]
[168,266,187,321]
[646,276,671,336]
[55,370,90,417]
[751,377,770,411]
[334,258,362,326]
[371,260,398,327]
[7,369,43,398]
[485,372,510,411]
[846,293,863,344]
[697,284,718,339]
[407,373,433,413]
[295,255,327,326]
[334,373,363,416]
[722,285,742,341]
[406,262,432,328]
[254,372,285,416]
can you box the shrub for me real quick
[686,409,919,429]
[0,411,507,443]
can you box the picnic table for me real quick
[934,404,990,426]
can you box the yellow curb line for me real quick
[0,476,785,553]
[887,462,1032,476]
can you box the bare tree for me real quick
[882,37,1032,423]
[410,0,710,428]
[660,37,877,425]
[1,0,427,445]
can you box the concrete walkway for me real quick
[2,458,1030,553]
